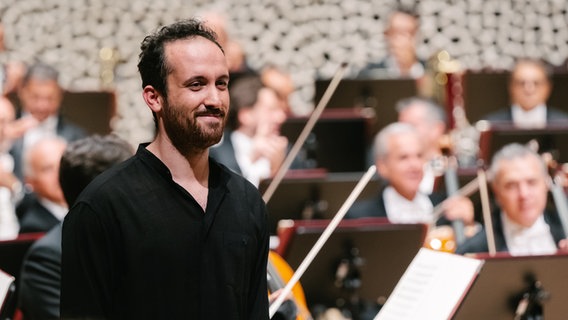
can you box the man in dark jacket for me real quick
[457,143,567,255]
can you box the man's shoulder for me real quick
[346,193,385,219]
[482,107,512,121]
[26,223,62,257]
[546,106,568,120]
[57,116,88,140]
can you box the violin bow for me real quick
[262,62,349,203]
[477,168,497,256]
[269,165,377,318]
[430,175,480,223]
[444,155,466,245]
[429,169,497,255]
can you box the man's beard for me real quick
[162,99,225,157]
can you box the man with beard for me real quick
[61,19,270,319]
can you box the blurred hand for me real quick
[442,195,475,225]
[4,115,39,140]
[252,120,288,176]
[558,239,568,252]
[0,167,18,190]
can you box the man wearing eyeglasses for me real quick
[482,58,568,128]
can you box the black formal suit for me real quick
[18,223,61,320]
[9,115,87,181]
[455,209,566,255]
[482,106,568,124]
[357,58,426,79]
[17,194,61,234]
[345,187,453,226]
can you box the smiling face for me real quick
[159,36,230,155]
[377,130,425,200]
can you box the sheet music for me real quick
[0,268,14,307]
[375,248,484,320]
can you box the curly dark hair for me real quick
[137,18,223,100]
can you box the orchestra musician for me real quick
[358,6,425,79]
[395,96,447,195]
[342,122,474,319]
[18,134,133,320]
[456,143,568,255]
[209,74,289,187]
[481,58,568,128]
[346,122,476,243]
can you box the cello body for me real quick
[268,251,312,320]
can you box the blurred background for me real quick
[1,0,567,146]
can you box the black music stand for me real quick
[276,218,427,319]
[453,252,568,319]
[313,78,418,137]
[477,123,568,166]
[259,171,381,235]
[280,108,371,173]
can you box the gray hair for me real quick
[395,96,447,125]
[488,143,547,183]
[373,122,417,160]
[22,62,59,86]
[23,136,67,178]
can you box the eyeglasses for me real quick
[511,79,548,87]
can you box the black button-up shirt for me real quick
[61,144,269,319]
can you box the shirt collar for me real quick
[383,186,433,223]
[136,143,229,192]
[39,197,68,221]
[511,104,547,128]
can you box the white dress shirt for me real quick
[511,104,547,128]
[501,212,557,256]
[383,186,434,223]
[0,153,19,239]
[231,131,271,187]
[39,197,68,221]
[22,114,58,152]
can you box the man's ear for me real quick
[376,158,388,180]
[142,86,164,114]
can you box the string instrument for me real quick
[423,133,468,253]
[265,63,349,319]
[269,165,376,317]
[423,61,478,253]
[541,153,568,237]
[267,251,312,320]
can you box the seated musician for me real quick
[396,96,447,195]
[456,143,568,255]
[345,122,476,320]
[210,75,289,187]
[346,122,475,233]
[481,58,568,128]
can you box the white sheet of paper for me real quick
[375,248,484,320]
[0,268,14,309]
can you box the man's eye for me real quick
[189,82,203,90]
[216,80,228,89]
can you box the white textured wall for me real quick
[1,0,567,146]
